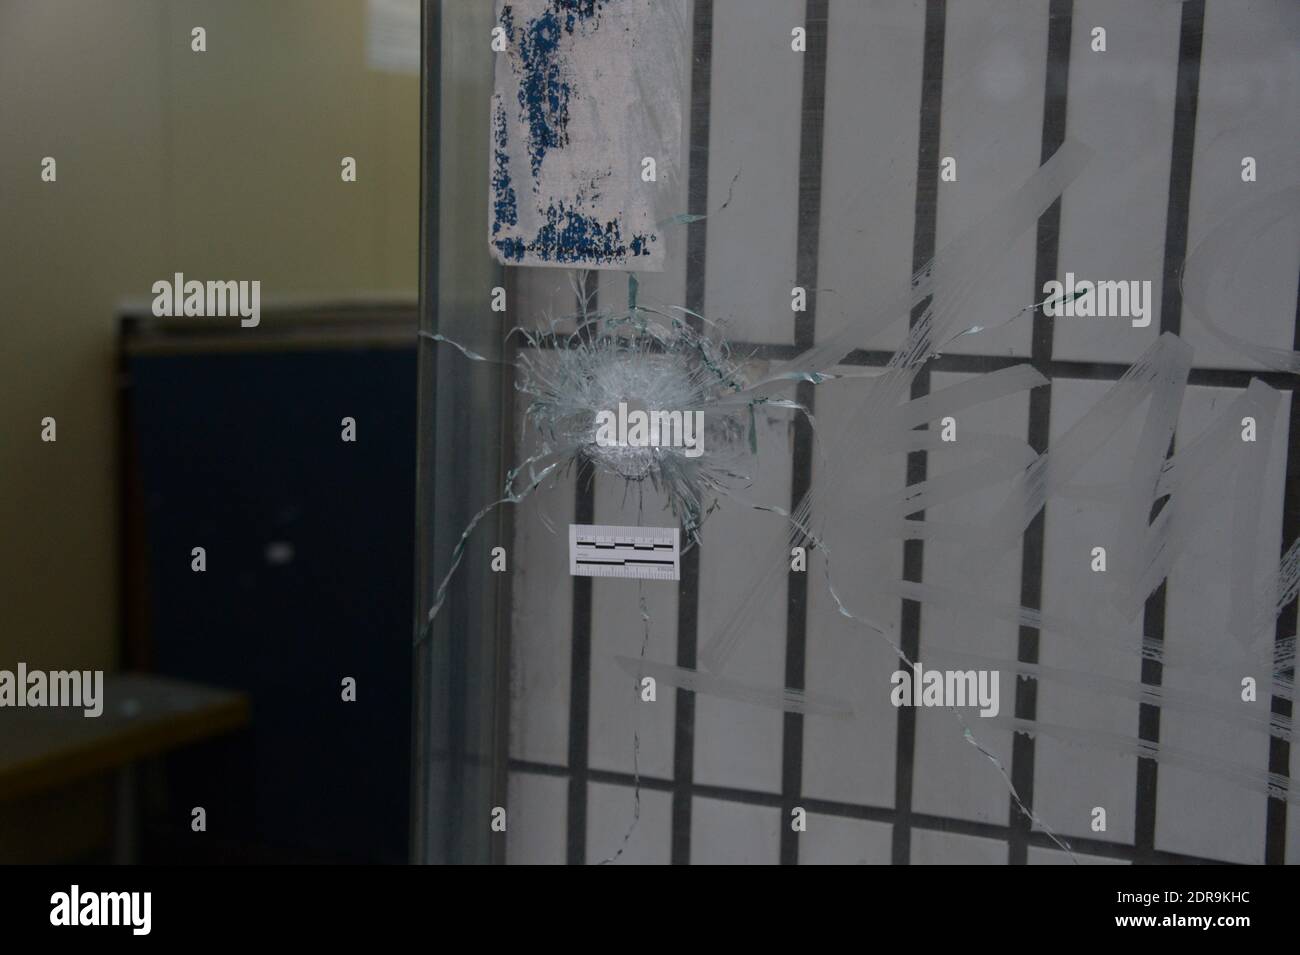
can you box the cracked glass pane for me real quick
[416,0,1300,868]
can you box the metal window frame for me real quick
[412,0,515,866]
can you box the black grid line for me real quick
[890,0,946,866]
[672,542,701,864]
[1008,0,1073,867]
[509,759,1232,865]
[524,335,1299,391]
[500,2,1296,867]
[566,286,598,865]
[1135,0,1205,864]
[670,0,714,866]
[780,0,829,868]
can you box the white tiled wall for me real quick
[1034,377,1145,847]
[586,782,674,865]
[1181,0,1300,370]
[690,796,782,864]
[501,0,1298,865]
[934,0,1048,358]
[1052,0,1181,363]
[911,827,1008,864]
[911,372,1029,825]
[798,813,893,865]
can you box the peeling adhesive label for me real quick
[489,0,685,270]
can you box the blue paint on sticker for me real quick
[495,236,528,262]
[493,1,660,267]
[493,193,654,265]
[504,1,608,178]
[491,100,518,236]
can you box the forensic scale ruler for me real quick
[568,524,681,581]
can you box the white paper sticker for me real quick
[569,523,680,581]
[489,0,686,270]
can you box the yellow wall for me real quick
[0,0,417,859]
[0,0,417,672]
